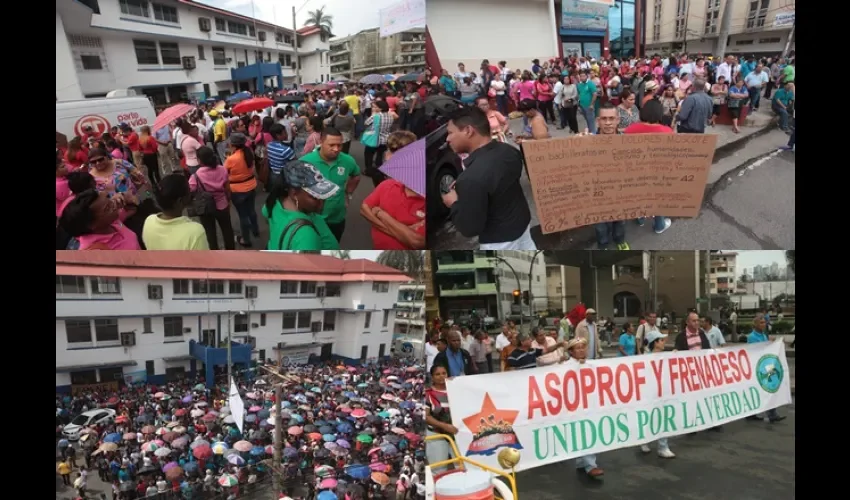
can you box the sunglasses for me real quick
[89,157,109,164]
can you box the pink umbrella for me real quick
[152,103,194,132]
[382,370,392,374]
[350,409,367,418]
[202,413,216,422]
[391,427,405,435]
[288,426,303,436]
[265,445,274,454]
[248,406,262,412]
[233,440,253,452]
[369,462,388,472]
[320,478,338,489]
[367,447,381,456]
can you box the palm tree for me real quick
[303,7,333,37]
[330,250,351,260]
[377,251,424,279]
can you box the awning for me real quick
[129,81,201,89]
[162,355,193,362]
[273,342,320,351]
[57,360,137,372]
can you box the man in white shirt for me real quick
[424,330,440,375]
[635,312,661,352]
[716,55,735,84]
[460,327,473,351]
[494,324,512,354]
[454,62,470,83]
[744,63,769,111]
[700,316,726,348]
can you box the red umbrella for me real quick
[231,97,275,115]
[192,445,213,460]
[152,103,194,132]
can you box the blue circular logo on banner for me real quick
[755,354,784,393]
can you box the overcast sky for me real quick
[729,251,789,275]
[201,0,402,38]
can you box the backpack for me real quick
[278,218,317,250]
[187,171,216,217]
[207,119,217,145]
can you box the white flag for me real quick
[228,377,246,434]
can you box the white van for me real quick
[56,96,156,142]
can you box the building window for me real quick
[215,17,226,31]
[382,310,390,328]
[152,3,179,23]
[198,45,205,60]
[229,280,243,294]
[300,281,316,294]
[234,313,249,333]
[173,279,190,295]
[80,55,103,70]
[280,281,298,294]
[159,42,181,65]
[94,318,119,343]
[746,0,770,29]
[323,311,336,331]
[228,20,249,36]
[372,282,389,293]
[212,47,227,65]
[192,279,224,294]
[260,313,267,326]
[120,0,149,18]
[143,318,153,333]
[297,312,311,329]
[364,312,372,329]
[65,320,92,344]
[57,275,86,295]
[282,312,296,329]
[163,316,183,337]
[275,32,284,42]
[91,277,121,295]
[133,40,159,65]
[146,360,155,376]
[325,283,341,297]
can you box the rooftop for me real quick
[55,251,409,281]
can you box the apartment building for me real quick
[55,252,408,393]
[329,28,426,81]
[708,251,738,294]
[56,0,331,103]
[645,0,795,56]
[394,283,426,341]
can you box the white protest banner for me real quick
[379,0,426,38]
[446,341,791,472]
[228,377,246,434]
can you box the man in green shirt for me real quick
[299,127,361,243]
[576,71,598,134]
[781,59,795,84]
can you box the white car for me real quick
[63,408,116,441]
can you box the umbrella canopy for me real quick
[233,440,253,452]
[103,433,122,443]
[154,447,172,457]
[165,466,183,481]
[371,472,390,486]
[192,445,213,460]
[231,97,275,115]
[359,74,386,85]
[218,474,239,487]
[227,454,245,466]
[395,72,423,83]
[152,103,194,132]
[211,442,229,455]
[318,491,337,500]
[347,465,370,480]
[226,91,252,104]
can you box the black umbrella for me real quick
[395,72,422,83]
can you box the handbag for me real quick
[187,171,216,217]
[361,113,381,148]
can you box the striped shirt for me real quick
[507,348,543,370]
[686,329,702,350]
[266,141,295,175]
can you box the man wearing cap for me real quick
[745,314,786,423]
[574,308,603,360]
[300,127,361,243]
[565,337,605,477]
[209,109,228,163]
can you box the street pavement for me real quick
[208,139,376,250]
[431,110,794,250]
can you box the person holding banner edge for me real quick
[746,314,787,423]
[565,337,605,478]
[640,330,676,458]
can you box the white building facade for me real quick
[56,255,406,392]
[56,0,331,103]
[394,283,426,341]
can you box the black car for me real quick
[425,95,465,228]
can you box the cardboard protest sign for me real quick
[446,341,791,472]
[522,133,717,234]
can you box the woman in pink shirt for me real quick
[189,146,235,250]
[58,189,141,250]
[475,97,510,142]
[179,124,203,174]
[56,153,71,217]
[301,116,324,156]
[515,71,536,103]
[534,74,556,123]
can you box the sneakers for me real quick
[640,444,651,453]
[658,449,676,459]
[655,217,672,234]
[616,242,631,250]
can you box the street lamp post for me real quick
[527,250,544,318]
[489,257,523,330]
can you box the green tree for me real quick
[377,251,424,279]
[785,250,795,274]
[303,6,333,37]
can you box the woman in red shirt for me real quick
[534,74,556,123]
[65,137,88,171]
[138,126,161,187]
[360,131,425,250]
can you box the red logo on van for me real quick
[74,115,111,137]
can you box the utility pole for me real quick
[705,251,712,313]
[272,382,283,498]
[781,21,795,59]
[292,6,301,87]
[491,257,523,330]
[226,310,233,387]
[527,250,544,318]
[715,0,735,60]
[682,0,691,53]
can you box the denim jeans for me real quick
[636,217,668,231]
[579,105,597,134]
[748,87,762,110]
[787,119,795,148]
[595,221,625,246]
[575,454,598,472]
[495,94,508,115]
[231,190,259,245]
[773,103,789,130]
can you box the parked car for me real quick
[63,408,116,441]
[425,95,465,229]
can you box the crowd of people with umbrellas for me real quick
[56,359,426,500]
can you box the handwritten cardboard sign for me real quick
[522,133,718,234]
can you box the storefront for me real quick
[558,0,642,60]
